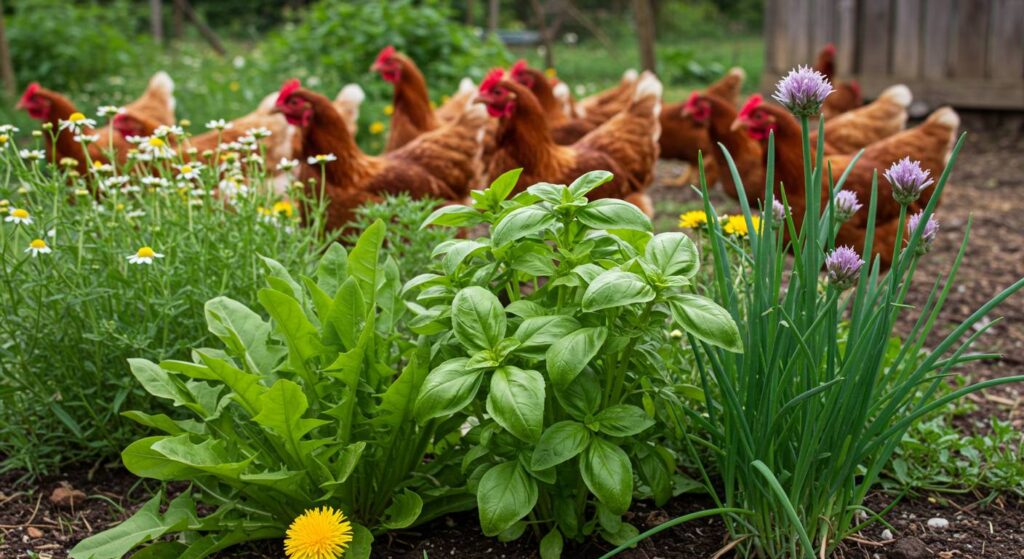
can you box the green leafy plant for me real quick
[403,169,741,556]
[668,89,1024,558]
[0,125,327,476]
[70,224,473,559]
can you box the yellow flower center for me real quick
[284,507,353,559]
[148,137,165,148]
[69,112,86,122]
[30,239,47,250]
[180,165,193,174]
[180,119,191,127]
[11,208,29,219]
[93,160,104,168]
[137,246,156,258]
[0,134,8,144]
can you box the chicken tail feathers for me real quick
[148,71,175,112]
[878,84,912,108]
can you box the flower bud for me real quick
[825,246,864,289]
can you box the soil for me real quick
[2,112,1022,558]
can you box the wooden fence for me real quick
[763,0,1024,110]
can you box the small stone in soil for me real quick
[26,526,44,539]
[890,536,930,559]
[927,517,951,530]
[881,528,894,541]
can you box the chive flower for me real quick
[833,190,862,222]
[884,157,934,205]
[772,65,833,117]
[825,246,864,289]
[771,199,787,223]
[907,211,939,254]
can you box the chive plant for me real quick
[672,67,1024,558]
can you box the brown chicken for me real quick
[15,71,175,174]
[274,79,488,230]
[660,67,746,187]
[372,46,494,161]
[814,43,863,118]
[811,84,911,155]
[479,69,660,216]
[733,95,959,265]
[576,69,639,123]
[681,91,765,201]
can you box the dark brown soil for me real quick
[2,112,1022,559]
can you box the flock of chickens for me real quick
[16,43,959,265]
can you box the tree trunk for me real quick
[171,0,184,39]
[150,0,164,45]
[0,0,15,97]
[465,0,474,25]
[530,0,555,69]
[173,0,226,56]
[487,0,499,36]
[633,0,656,72]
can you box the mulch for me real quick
[1,111,1021,558]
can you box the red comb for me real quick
[375,45,396,67]
[824,43,836,56]
[849,79,862,97]
[738,94,763,119]
[480,68,505,92]
[276,79,301,107]
[684,91,701,109]
[510,59,528,78]
[19,82,41,105]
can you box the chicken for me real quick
[509,60,597,145]
[681,91,765,201]
[479,69,660,216]
[732,95,959,266]
[274,79,488,230]
[813,43,862,118]
[434,78,478,124]
[333,84,366,137]
[659,67,746,187]
[812,84,911,155]
[15,71,175,174]
[372,46,440,151]
[576,68,639,122]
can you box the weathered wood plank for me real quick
[988,0,1024,80]
[859,0,892,75]
[953,0,990,78]
[836,0,858,73]
[809,0,835,63]
[892,0,922,78]
[922,0,953,80]
[787,0,811,68]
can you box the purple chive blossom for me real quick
[772,65,833,117]
[907,211,939,254]
[772,199,787,222]
[825,246,864,289]
[833,190,862,221]
[885,157,934,205]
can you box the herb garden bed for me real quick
[1,111,1020,559]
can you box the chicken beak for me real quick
[14,98,26,110]
[268,105,282,115]
[730,117,745,132]
[680,105,693,118]
[472,94,489,105]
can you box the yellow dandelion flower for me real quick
[678,210,708,229]
[369,121,385,135]
[272,200,295,218]
[722,215,761,237]
[284,507,353,559]
[229,81,241,92]
[383,104,394,116]
[545,67,557,79]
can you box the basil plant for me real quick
[405,170,742,557]
[71,222,473,559]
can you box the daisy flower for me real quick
[247,127,272,139]
[142,136,175,159]
[74,133,100,145]
[127,246,164,265]
[284,507,352,559]
[206,119,233,131]
[25,238,51,257]
[97,106,125,118]
[174,162,204,180]
[19,149,45,161]
[307,153,337,165]
[0,124,19,134]
[59,112,96,133]
[6,208,33,225]
[0,134,9,147]
[678,210,708,229]
[153,124,185,138]
[91,161,114,174]
[277,157,299,171]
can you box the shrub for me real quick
[0,121,327,475]
[661,76,1024,558]
[403,170,741,554]
[69,224,472,559]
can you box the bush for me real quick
[0,123,328,475]
[260,0,511,102]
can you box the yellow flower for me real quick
[722,214,761,237]
[69,112,86,123]
[0,134,8,144]
[545,67,557,79]
[180,119,192,128]
[369,121,385,135]
[284,507,353,559]
[148,137,165,148]
[383,104,394,116]
[272,200,295,218]
[678,210,708,229]
[440,94,451,104]
[229,81,240,92]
